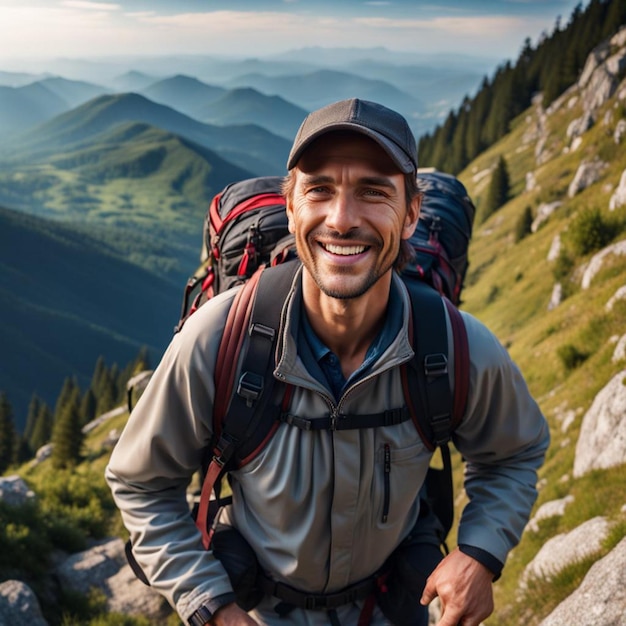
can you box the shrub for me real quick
[567,207,618,256]
[552,250,574,281]
[557,344,588,371]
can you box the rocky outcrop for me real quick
[567,159,608,197]
[606,285,626,312]
[0,475,35,507]
[532,201,562,232]
[581,239,626,289]
[613,335,626,364]
[526,495,574,533]
[573,370,626,478]
[522,517,611,586]
[538,536,626,626]
[55,538,170,621]
[0,580,48,626]
[564,27,626,143]
[609,169,626,210]
[547,283,562,311]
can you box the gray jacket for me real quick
[105,269,549,624]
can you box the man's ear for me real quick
[402,194,421,240]
[286,202,296,234]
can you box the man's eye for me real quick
[308,186,330,194]
[364,188,385,197]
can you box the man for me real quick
[106,99,549,626]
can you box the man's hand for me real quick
[420,548,494,626]
[210,602,259,625]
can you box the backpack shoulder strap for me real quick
[401,278,469,448]
[401,277,469,542]
[195,261,299,547]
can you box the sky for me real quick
[0,0,587,66]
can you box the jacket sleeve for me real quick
[453,311,550,568]
[104,291,238,621]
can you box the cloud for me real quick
[61,1,120,9]
[354,15,524,36]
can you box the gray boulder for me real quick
[522,517,611,586]
[539,536,626,626]
[0,475,36,507]
[609,169,626,210]
[567,159,608,198]
[0,580,48,626]
[573,370,626,478]
[55,537,170,621]
[581,239,626,289]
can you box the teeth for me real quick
[324,243,366,256]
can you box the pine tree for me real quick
[23,394,41,443]
[515,206,534,242]
[80,388,97,426]
[90,356,107,397]
[96,367,117,415]
[29,403,53,454]
[482,156,510,222]
[0,392,17,474]
[51,387,83,469]
[54,377,79,422]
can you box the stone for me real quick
[581,240,626,289]
[613,335,626,364]
[539,536,626,626]
[55,538,169,621]
[526,496,574,533]
[567,160,607,198]
[0,475,36,507]
[547,283,562,311]
[547,234,561,262]
[0,580,48,626]
[606,285,626,312]
[614,119,626,144]
[522,517,611,585]
[573,370,626,477]
[531,201,562,232]
[609,169,626,210]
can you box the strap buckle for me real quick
[236,371,264,407]
[424,353,448,377]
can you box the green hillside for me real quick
[3,93,291,177]
[0,206,183,427]
[454,59,626,625]
[198,87,308,139]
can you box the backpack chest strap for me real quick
[279,406,410,431]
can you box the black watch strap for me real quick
[188,605,213,626]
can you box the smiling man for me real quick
[106,99,549,626]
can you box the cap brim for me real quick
[287,122,416,174]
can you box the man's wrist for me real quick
[457,544,503,580]
[187,593,237,626]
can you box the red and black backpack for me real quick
[127,173,476,581]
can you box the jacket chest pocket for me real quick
[374,440,430,528]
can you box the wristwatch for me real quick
[188,605,213,626]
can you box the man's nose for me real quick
[325,191,360,234]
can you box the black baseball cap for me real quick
[287,98,418,173]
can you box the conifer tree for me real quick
[515,206,534,242]
[80,388,97,426]
[51,387,83,469]
[482,156,510,222]
[29,403,53,454]
[0,392,17,474]
[90,356,107,397]
[96,367,117,415]
[54,377,79,422]
[23,394,41,443]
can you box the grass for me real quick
[454,82,626,624]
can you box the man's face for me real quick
[286,132,419,300]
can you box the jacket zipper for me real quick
[382,444,391,523]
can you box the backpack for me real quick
[127,172,476,584]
